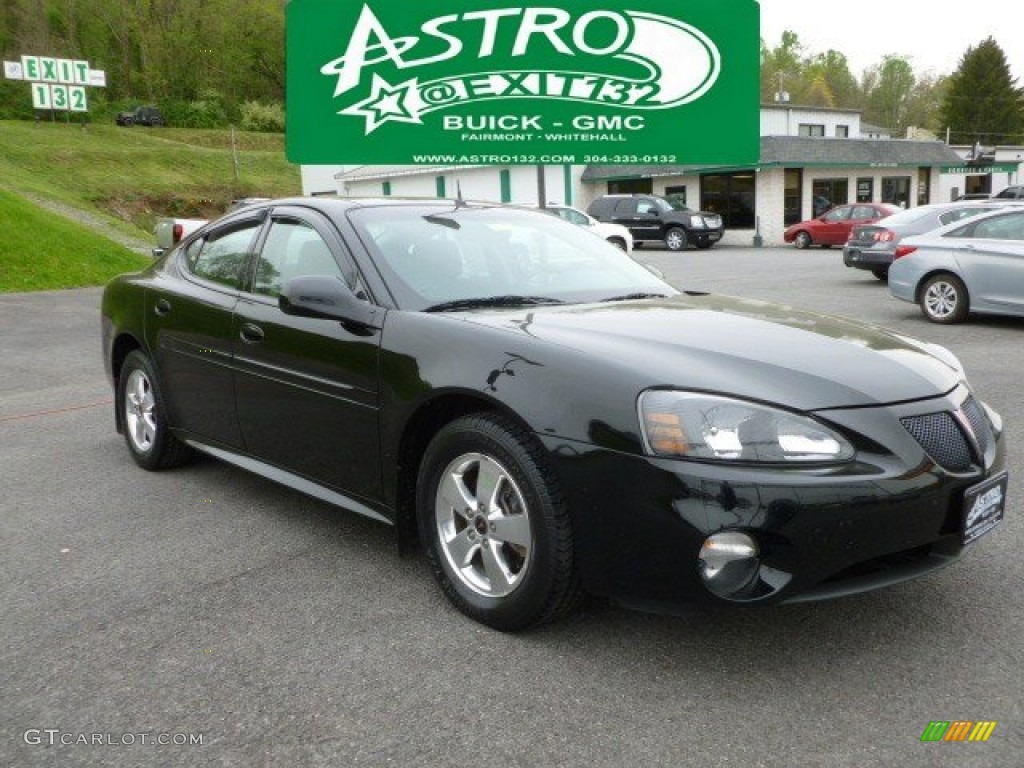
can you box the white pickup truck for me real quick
[152,217,206,258]
[151,198,270,257]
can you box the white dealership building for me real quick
[301,104,1021,246]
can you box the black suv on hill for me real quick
[587,194,724,251]
[115,106,166,127]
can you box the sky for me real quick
[759,0,1024,82]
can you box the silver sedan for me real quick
[889,207,1024,323]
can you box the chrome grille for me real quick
[900,412,973,472]
[961,396,991,455]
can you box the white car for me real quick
[539,204,633,253]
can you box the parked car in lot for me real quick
[992,185,1024,200]
[534,203,633,252]
[844,202,1001,280]
[785,203,899,249]
[102,197,1006,630]
[890,206,1024,323]
[587,193,724,251]
[115,105,166,127]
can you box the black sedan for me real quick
[101,198,1007,630]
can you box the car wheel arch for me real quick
[393,390,538,554]
[111,333,144,433]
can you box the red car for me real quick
[784,203,900,249]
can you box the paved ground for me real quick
[2,249,1021,767]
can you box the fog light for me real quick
[699,531,760,598]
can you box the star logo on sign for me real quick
[340,74,422,134]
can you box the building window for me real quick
[798,124,825,137]
[836,125,849,138]
[499,169,511,203]
[664,185,687,207]
[607,178,652,194]
[812,178,848,215]
[382,181,391,196]
[435,176,446,198]
[881,176,911,207]
[917,167,931,206]
[701,172,755,228]
[856,177,873,203]
[784,169,803,226]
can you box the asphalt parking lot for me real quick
[2,246,1021,767]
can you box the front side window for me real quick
[252,219,342,298]
[823,206,852,223]
[187,221,261,288]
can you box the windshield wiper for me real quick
[600,292,669,303]
[424,295,565,313]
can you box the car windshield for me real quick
[348,204,675,311]
[655,197,690,212]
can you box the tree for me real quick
[760,30,805,103]
[864,56,915,136]
[939,37,1024,145]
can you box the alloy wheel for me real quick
[125,369,157,453]
[434,452,533,597]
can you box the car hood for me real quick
[458,294,961,410]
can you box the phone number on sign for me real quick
[583,155,678,163]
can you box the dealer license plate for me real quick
[961,471,1008,545]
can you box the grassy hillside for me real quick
[0,188,149,292]
[0,120,301,237]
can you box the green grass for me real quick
[0,188,149,292]
[0,119,301,235]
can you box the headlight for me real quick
[639,391,855,463]
[690,216,707,229]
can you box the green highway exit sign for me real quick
[286,0,759,164]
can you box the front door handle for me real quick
[240,323,265,343]
[154,298,171,316]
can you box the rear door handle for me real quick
[240,323,264,343]
[154,298,171,316]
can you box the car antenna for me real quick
[454,179,467,209]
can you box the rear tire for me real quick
[118,350,193,470]
[920,273,969,324]
[872,268,889,281]
[607,237,627,251]
[417,414,581,631]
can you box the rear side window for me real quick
[186,221,261,288]
[968,212,1024,240]
[938,207,990,226]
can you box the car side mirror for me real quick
[279,275,380,331]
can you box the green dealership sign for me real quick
[286,0,759,164]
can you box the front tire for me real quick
[118,350,193,470]
[872,267,889,281]
[920,273,969,324]
[793,231,812,249]
[417,414,580,631]
[664,227,688,251]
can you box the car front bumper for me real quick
[539,391,1006,613]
